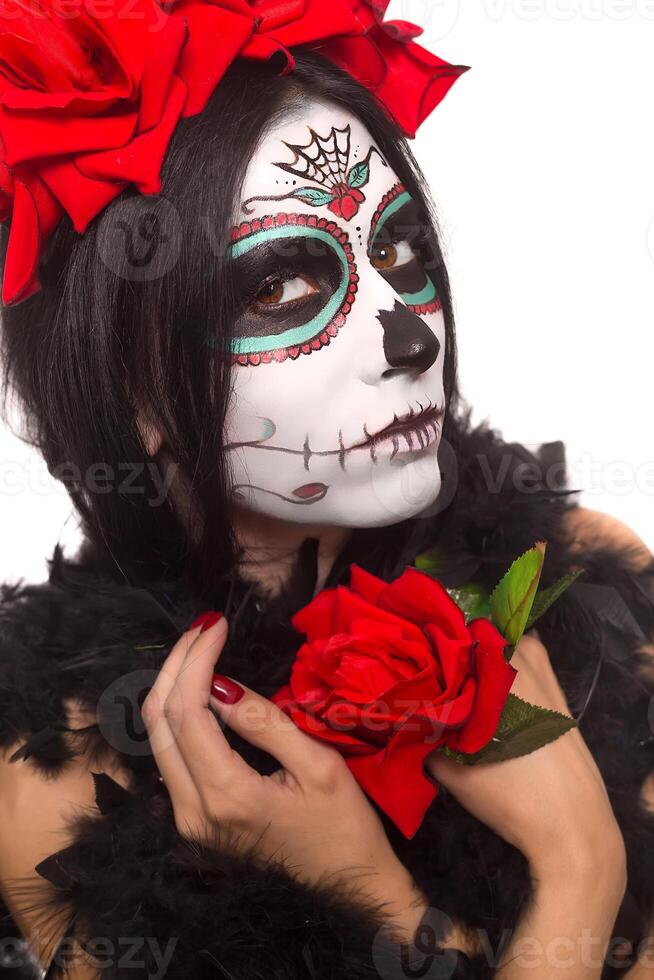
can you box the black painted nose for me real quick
[376,301,441,374]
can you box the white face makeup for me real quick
[222,99,447,528]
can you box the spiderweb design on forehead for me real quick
[276,125,352,187]
[241,124,387,221]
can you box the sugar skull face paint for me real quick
[223,100,447,528]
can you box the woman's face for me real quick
[223,99,446,528]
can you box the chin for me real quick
[319,456,444,528]
[236,450,444,527]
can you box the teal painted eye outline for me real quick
[226,214,358,367]
[368,184,441,315]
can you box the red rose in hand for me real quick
[272,564,516,838]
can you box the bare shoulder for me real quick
[0,700,132,977]
[562,506,653,569]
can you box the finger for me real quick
[209,680,338,785]
[166,616,256,787]
[142,624,205,806]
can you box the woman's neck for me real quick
[230,504,353,601]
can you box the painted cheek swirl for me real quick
[228,214,358,367]
[368,184,441,316]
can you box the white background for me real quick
[0,0,652,585]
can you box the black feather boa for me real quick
[0,418,652,979]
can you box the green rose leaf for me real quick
[441,693,577,767]
[489,542,546,651]
[292,187,334,207]
[526,568,585,629]
[347,161,369,188]
[446,584,491,624]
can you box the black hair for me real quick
[0,49,460,599]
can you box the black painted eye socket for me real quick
[225,217,357,361]
[231,234,345,342]
[370,230,431,299]
[368,187,440,310]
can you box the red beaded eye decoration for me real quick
[228,212,359,367]
[368,183,442,317]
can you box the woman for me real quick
[0,3,652,977]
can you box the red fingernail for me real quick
[189,611,223,633]
[211,672,244,704]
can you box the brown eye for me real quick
[371,240,416,272]
[371,244,398,270]
[256,279,284,305]
[251,275,319,310]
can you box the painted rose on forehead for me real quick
[242,124,385,221]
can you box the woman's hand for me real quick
[427,630,626,878]
[141,615,426,942]
[427,630,627,977]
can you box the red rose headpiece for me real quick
[0,0,469,305]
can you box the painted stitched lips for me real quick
[272,563,516,838]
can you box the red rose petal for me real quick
[349,563,386,604]
[445,618,516,755]
[347,739,437,839]
[291,588,339,641]
[0,103,139,168]
[342,619,430,666]
[0,174,61,305]
[332,586,427,646]
[138,16,187,132]
[329,652,400,703]
[384,676,476,754]
[294,633,407,704]
[249,0,361,49]
[317,25,470,138]
[379,567,468,637]
[286,654,332,707]
[423,622,472,690]
[39,157,123,234]
[272,687,376,755]
[176,4,254,118]
[78,75,187,195]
